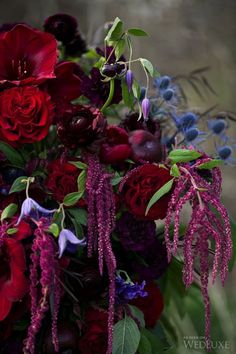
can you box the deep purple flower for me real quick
[16,197,56,225]
[116,212,156,252]
[65,33,87,57]
[44,13,78,43]
[141,98,150,121]
[58,229,86,258]
[115,275,147,304]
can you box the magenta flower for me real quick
[58,229,86,258]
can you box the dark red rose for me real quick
[131,282,164,328]
[57,104,106,149]
[79,308,108,354]
[129,130,162,162]
[0,238,29,321]
[100,125,131,164]
[122,164,173,220]
[45,159,80,203]
[0,86,54,146]
[44,14,78,43]
[0,24,57,87]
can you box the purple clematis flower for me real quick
[115,275,147,304]
[16,197,56,225]
[58,229,86,258]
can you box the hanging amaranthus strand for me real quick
[86,153,116,354]
[23,221,61,354]
[164,157,232,349]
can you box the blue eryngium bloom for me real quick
[141,98,150,121]
[126,69,133,92]
[16,197,56,225]
[58,229,86,258]
[172,112,198,131]
[115,275,147,304]
[208,119,227,135]
[154,75,171,90]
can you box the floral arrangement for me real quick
[0,14,235,354]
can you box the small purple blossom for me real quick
[16,198,56,225]
[141,98,150,121]
[126,69,133,92]
[58,229,86,258]
[115,275,147,304]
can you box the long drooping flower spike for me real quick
[86,153,116,354]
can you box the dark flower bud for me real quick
[126,69,133,92]
[141,98,150,121]
[65,33,87,57]
[44,13,78,43]
[162,88,174,101]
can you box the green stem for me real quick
[101,79,115,113]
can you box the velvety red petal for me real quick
[14,220,32,241]
[5,239,26,271]
[3,269,28,301]
[0,295,12,321]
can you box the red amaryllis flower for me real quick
[57,104,106,149]
[0,86,54,145]
[131,282,164,328]
[122,164,173,220]
[100,125,131,164]
[0,24,57,87]
[45,159,80,202]
[79,308,108,354]
[0,238,29,321]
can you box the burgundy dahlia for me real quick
[44,13,78,43]
[57,104,106,149]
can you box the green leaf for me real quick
[145,178,174,216]
[127,28,148,37]
[115,39,126,60]
[1,203,18,222]
[132,79,141,100]
[7,227,18,235]
[94,56,106,69]
[122,79,134,109]
[67,208,87,226]
[69,161,87,170]
[77,170,87,194]
[111,173,123,186]
[48,223,60,237]
[168,149,202,163]
[170,164,180,177]
[141,328,166,353]
[196,159,222,169]
[140,58,154,76]
[9,176,28,194]
[105,17,123,42]
[112,315,140,354]
[63,192,82,207]
[128,305,145,327]
[229,218,236,271]
[0,141,25,167]
[138,333,152,354]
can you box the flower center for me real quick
[11,59,30,80]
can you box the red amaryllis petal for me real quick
[4,239,26,272]
[14,220,32,241]
[2,268,28,301]
[0,24,57,87]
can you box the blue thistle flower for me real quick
[154,75,171,90]
[208,119,227,135]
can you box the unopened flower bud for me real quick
[126,69,133,92]
[141,98,150,121]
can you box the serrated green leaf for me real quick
[127,28,148,37]
[112,315,140,354]
[63,192,82,207]
[145,178,174,216]
[105,17,123,42]
[7,227,18,235]
[48,223,60,237]
[138,333,152,354]
[128,305,145,328]
[168,149,202,163]
[140,58,154,76]
[115,39,126,60]
[9,176,28,194]
[196,159,222,170]
[121,79,134,109]
[1,203,18,222]
[0,141,25,167]
[170,164,180,177]
[69,161,87,170]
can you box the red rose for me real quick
[79,308,108,354]
[0,238,29,321]
[0,86,54,145]
[45,160,80,202]
[131,282,164,328]
[0,24,57,87]
[122,164,173,220]
[100,125,132,164]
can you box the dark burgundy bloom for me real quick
[120,112,162,136]
[44,13,78,43]
[57,104,106,149]
[116,212,156,252]
[65,33,87,57]
[81,67,122,107]
[45,159,80,202]
[131,282,164,327]
[0,24,57,87]
[0,86,54,146]
[79,308,108,354]
[129,130,162,162]
[0,238,29,321]
[100,125,131,164]
[122,164,173,220]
